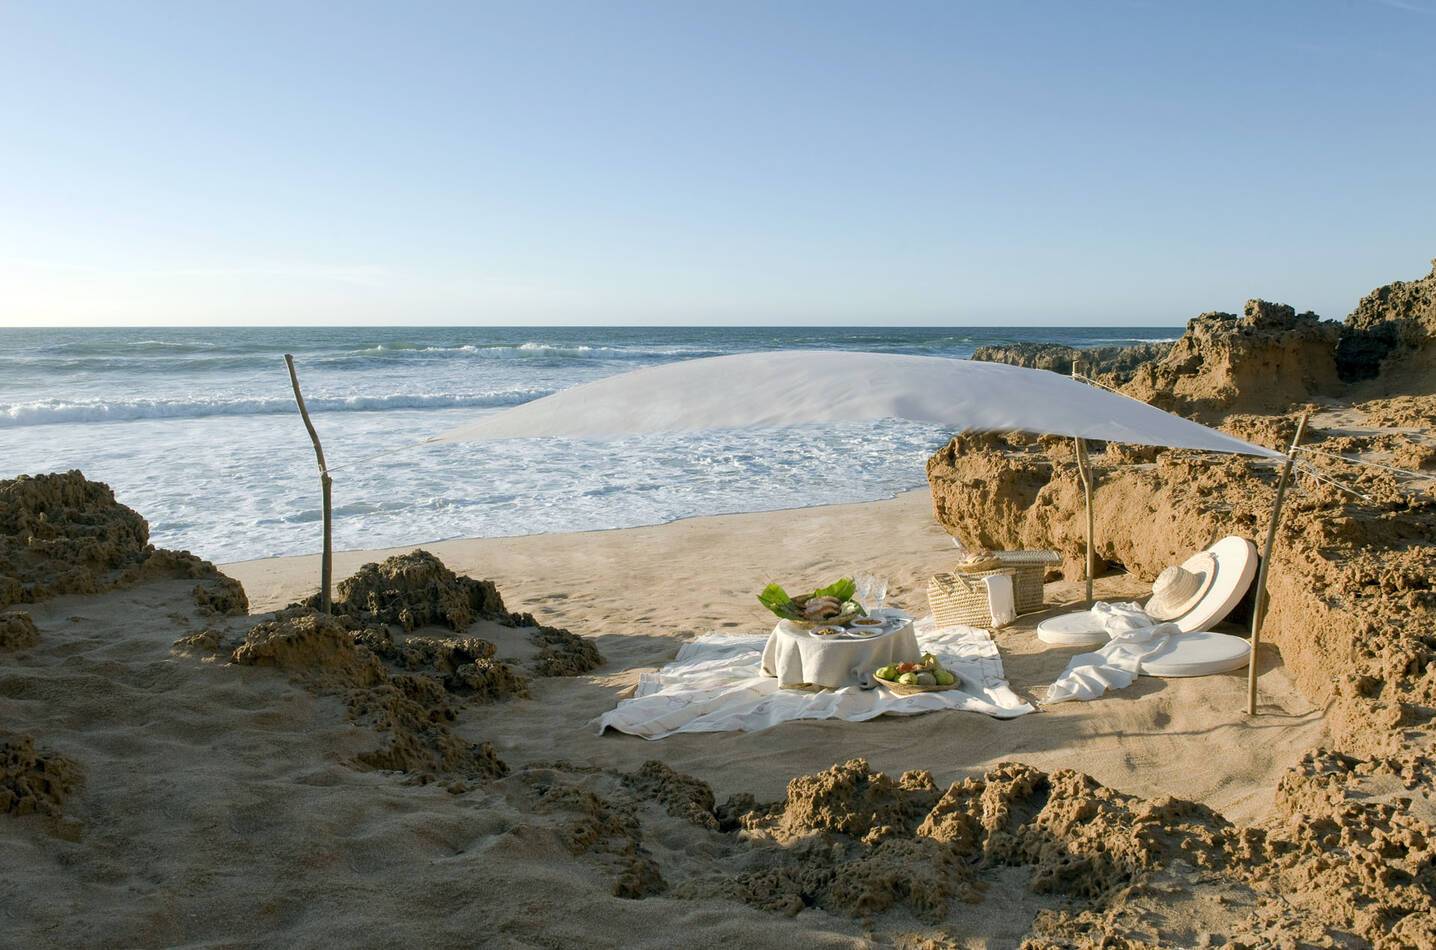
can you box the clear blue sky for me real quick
[2,0,1432,327]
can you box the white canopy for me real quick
[435,351,1282,458]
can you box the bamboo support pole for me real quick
[1072,360,1097,604]
[284,354,332,613]
[1246,411,1310,716]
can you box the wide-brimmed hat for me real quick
[1146,554,1216,620]
[1145,536,1259,633]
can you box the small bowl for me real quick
[812,626,845,637]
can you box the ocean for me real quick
[1,327,1177,563]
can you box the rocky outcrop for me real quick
[210,547,608,787]
[931,263,1436,944]
[1119,300,1342,419]
[970,341,1172,384]
[319,549,508,632]
[1337,258,1436,387]
[975,263,1436,408]
[1,733,82,818]
[927,425,1436,759]
[0,471,246,611]
[230,609,509,785]
[313,549,602,678]
[671,756,1436,945]
[0,612,40,651]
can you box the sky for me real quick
[1,0,1433,327]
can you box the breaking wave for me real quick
[0,389,552,428]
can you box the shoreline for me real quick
[219,486,935,607]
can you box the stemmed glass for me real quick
[855,573,888,613]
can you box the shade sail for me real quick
[435,351,1283,458]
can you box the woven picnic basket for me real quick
[928,568,1018,628]
[928,549,1060,627]
[977,549,1060,613]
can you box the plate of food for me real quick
[758,578,866,628]
[846,615,891,636]
[874,654,961,693]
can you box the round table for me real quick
[761,611,920,689]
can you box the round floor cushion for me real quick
[1140,631,1251,678]
[1036,611,1110,648]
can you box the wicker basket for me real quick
[957,549,1059,615]
[929,568,1018,628]
[875,673,963,695]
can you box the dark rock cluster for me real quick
[0,470,245,612]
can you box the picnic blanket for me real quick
[595,618,1033,740]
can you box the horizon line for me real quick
[0,322,1193,331]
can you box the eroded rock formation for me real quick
[1119,300,1341,419]
[203,551,600,786]
[1,733,82,818]
[319,549,508,632]
[970,341,1172,383]
[313,549,601,678]
[0,471,246,612]
[656,757,1435,946]
[926,261,1436,943]
[230,609,510,785]
[0,612,40,651]
[927,427,1435,756]
[1337,258,1436,386]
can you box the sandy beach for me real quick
[0,490,1321,948]
[9,6,1436,943]
[4,262,1434,948]
[227,490,1323,818]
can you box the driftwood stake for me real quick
[1072,360,1097,604]
[1246,411,1310,716]
[284,354,332,613]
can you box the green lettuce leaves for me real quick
[757,582,802,620]
[757,577,865,621]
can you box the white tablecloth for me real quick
[595,618,1034,739]
[761,616,921,688]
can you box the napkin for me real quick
[983,573,1017,628]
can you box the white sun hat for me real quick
[1145,553,1217,620]
[1146,536,1259,633]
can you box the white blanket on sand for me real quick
[1045,602,1179,704]
[595,619,1034,740]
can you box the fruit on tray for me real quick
[758,578,866,625]
[875,653,958,688]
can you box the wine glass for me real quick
[856,573,888,613]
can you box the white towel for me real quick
[1090,600,1164,635]
[983,573,1017,628]
[1045,600,1180,703]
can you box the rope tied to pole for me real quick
[1292,444,1430,481]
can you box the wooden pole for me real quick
[1072,360,1097,604]
[1246,411,1309,716]
[284,354,332,614]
